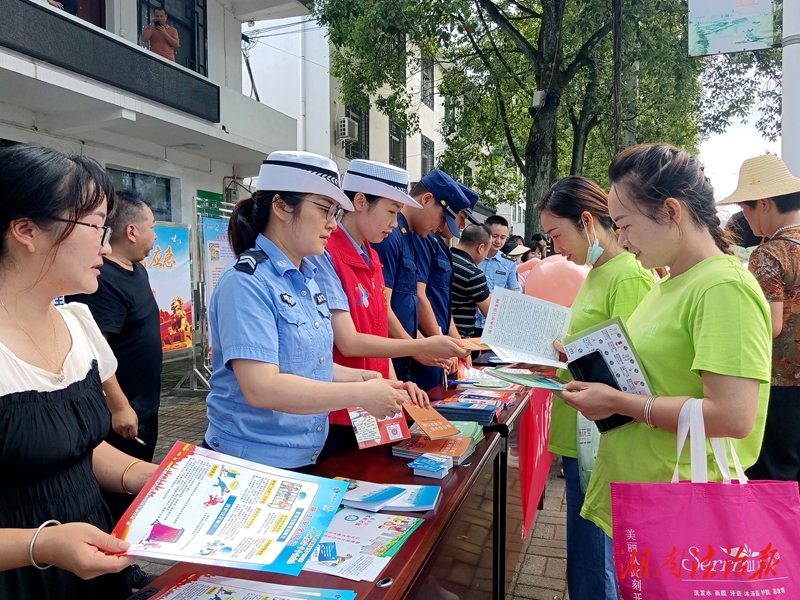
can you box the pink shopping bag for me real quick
[612,398,800,598]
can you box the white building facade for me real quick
[0,0,301,223]
[244,17,445,182]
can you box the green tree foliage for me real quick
[313,0,780,235]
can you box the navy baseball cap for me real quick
[421,170,473,237]
[458,183,481,225]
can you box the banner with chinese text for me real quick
[145,223,193,353]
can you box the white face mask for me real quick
[582,218,604,265]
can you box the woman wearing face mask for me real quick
[561,144,771,552]
[203,152,408,472]
[537,175,654,600]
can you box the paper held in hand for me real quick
[480,287,571,369]
[403,402,461,439]
[562,316,653,396]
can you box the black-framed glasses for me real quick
[50,217,112,246]
[306,199,344,223]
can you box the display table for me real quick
[129,387,531,600]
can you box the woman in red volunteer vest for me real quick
[308,159,468,457]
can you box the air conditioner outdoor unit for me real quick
[338,117,358,142]
[225,186,239,206]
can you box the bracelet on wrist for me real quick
[122,459,144,495]
[643,395,657,429]
[29,519,61,570]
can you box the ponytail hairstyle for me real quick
[608,143,731,254]
[536,176,614,231]
[228,191,305,256]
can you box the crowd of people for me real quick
[0,140,797,600]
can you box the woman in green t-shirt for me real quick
[562,144,772,540]
[537,176,654,600]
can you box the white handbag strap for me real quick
[672,398,748,484]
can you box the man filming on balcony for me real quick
[142,8,180,62]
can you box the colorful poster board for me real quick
[200,217,235,353]
[113,442,346,576]
[201,217,236,308]
[688,0,773,57]
[145,223,193,353]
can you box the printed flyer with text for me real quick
[113,442,346,575]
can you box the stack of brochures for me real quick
[303,507,423,581]
[387,483,442,511]
[335,478,440,512]
[454,366,516,390]
[408,454,453,479]
[150,573,356,600]
[450,420,485,448]
[430,398,498,425]
[334,478,408,512]
[484,367,568,391]
[409,420,485,457]
[333,478,442,512]
[454,389,516,403]
[392,434,475,465]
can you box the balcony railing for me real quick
[0,0,220,122]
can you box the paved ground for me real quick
[134,359,569,599]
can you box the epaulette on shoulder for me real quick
[501,253,512,260]
[234,249,269,275]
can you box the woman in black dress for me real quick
[0,144,159,599]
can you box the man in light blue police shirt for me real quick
[474,214,521,334]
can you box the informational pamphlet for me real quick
[458,338,490,351]
[453,389,516,403]
[150,573,356,600]
[348,407,410,449]
[429,400,497,426]
[112,442,346,576]
[564,317,653,433]
[484,367,568,391]
[392,434,475,465]
[385,484,442,511]
[334,478,407,512]
[334,478,441,512]
[481,287,570,369]
[563,316,653,396]
[302,508,423,581]
[403,403,461,439]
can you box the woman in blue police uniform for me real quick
[203,151,408,471]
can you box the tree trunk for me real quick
[523,0,565,238]
[571,120,589,175]
[523,89,561,237]
[570,64,599,175]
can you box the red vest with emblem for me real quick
[326,226,391,425]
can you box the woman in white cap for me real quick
[203,151,408,472]
[307,159,468,457]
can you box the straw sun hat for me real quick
[717,155,800,205]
